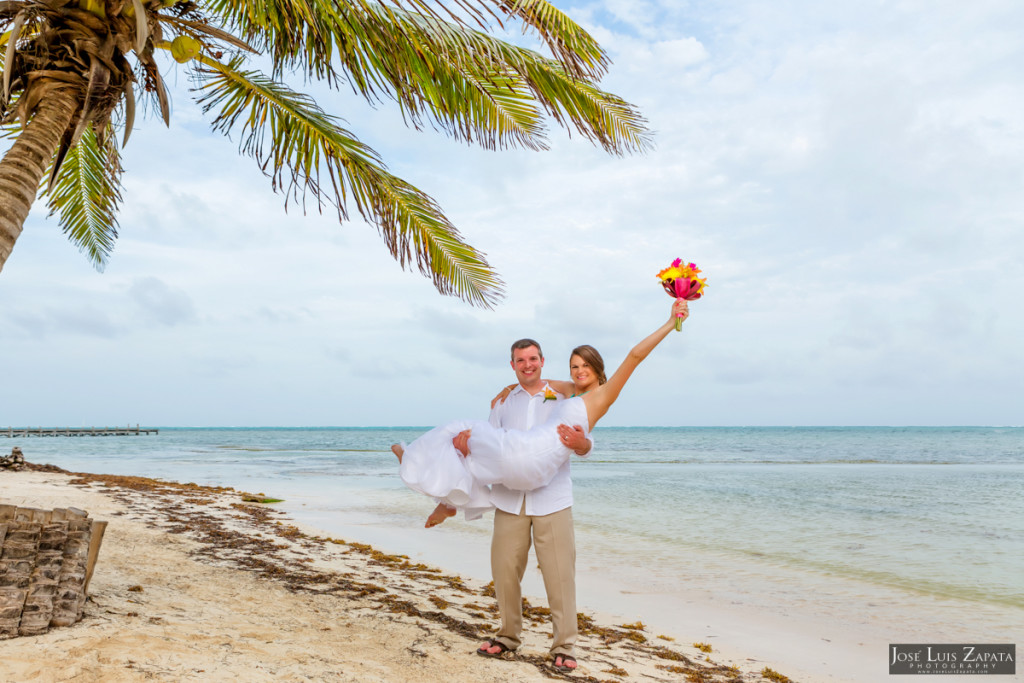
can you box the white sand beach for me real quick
[1,469,791,683]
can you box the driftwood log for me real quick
[0,504,107,638]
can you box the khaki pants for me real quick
[491,504,576,656]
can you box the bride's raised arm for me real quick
[581,300,689,430]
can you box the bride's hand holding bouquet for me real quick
[657,258,706,330]
[670,299,690,328]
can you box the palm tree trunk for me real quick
[0,87,79,274]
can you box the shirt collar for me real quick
[513,382,556,398]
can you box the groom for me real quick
[470,338,590,671]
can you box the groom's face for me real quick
[511,345,545,389]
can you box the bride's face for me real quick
[570,355,598,391]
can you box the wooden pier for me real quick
[4,425,159,437]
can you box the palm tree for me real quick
[0,0,650,307]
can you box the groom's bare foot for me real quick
[425,503,456,528]
[391,444,403,464]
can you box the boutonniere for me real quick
[542,387,558,403]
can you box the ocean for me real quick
[7,426,1023,679]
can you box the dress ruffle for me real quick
[398,398,589,520]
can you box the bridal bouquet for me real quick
[657,258,707,330]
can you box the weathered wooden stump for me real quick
[0,505,106,638]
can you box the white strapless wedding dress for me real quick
[398,397,589,520]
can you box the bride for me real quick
[393,299,690,526]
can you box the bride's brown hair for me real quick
[570,345,607,385]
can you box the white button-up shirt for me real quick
[488,384,576,516]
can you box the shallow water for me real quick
[11,425,1023,675]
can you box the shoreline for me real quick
[276,471,1023,683]
[1,469,785,683]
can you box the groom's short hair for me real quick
[510,338,543,361]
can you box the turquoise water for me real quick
[579,428,1024,610]
[9,426,1024,625]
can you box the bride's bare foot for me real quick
[391,444,404,464]
[425,503,456,528]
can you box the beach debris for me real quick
[761,667,793,683]
[0,447,26,471]
[240,492,284,504]
[54,471,770,683]
[0,504,107,638]
[619,621,649,642]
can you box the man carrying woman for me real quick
[393,299,691,671]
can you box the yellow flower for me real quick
[657,265,684,281]
[542,387,558,402]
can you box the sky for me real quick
[2,0,1023,427]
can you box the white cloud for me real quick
[127,277,197,327]
[2,0,1023,426]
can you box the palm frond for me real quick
[389,0,498,29]
[366,5,651,154]
[269,1,651,155]
[161,14,258,54]
[204,0,636,152]
[442,65,549,151]
[510,54,653,156]
[192,56,504,307]
[335,13,552,151]
[129,0,148,53]
[493,0,609,79]
[44,125,122,271]
[2,11,27,106]
[202,0,335,78]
